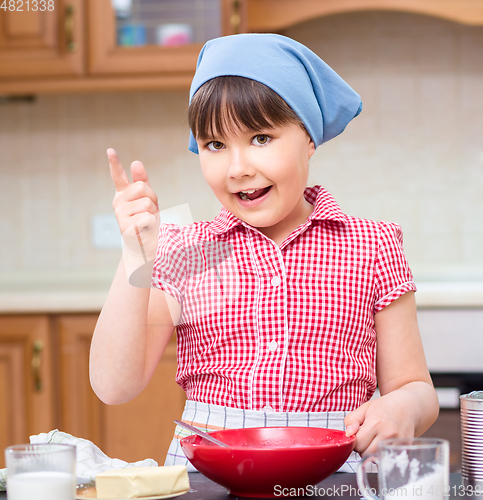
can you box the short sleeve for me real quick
[151,224,188,305]
[373,221,416,313]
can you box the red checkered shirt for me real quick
[152,186,416,413]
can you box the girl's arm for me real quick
[89,260,179,405]
[344,291,439,456]
[89,150,180,405]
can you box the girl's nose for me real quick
[227,148,256,179]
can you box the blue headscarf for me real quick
[188,33,362,154]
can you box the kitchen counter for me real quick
[185,472,468,500]
[0,472,470,499]
[2,282,483,314]
[415,282,483,308]
[0,290,109,314]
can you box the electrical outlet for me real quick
[91,214,122,249]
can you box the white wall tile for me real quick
[286,11,483,282]
[1,11,483,289]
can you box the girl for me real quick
[90,33,439,472]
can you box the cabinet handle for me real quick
[31,340,44,392]
[230,0,241,34]
[65,4,76,52]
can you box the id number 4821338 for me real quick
[1,0,55,11]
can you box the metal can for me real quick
[461,391,483,492]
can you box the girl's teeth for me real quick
[238,189,258,200]
[237,186,271,201]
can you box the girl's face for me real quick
[197,121,316,243]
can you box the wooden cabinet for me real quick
[0,0,84,79]
[0,0,247,94]
[1,0,482,94]
[0,314,186,469]
[56,314,186,465]
[247,0,483,31]
[0,316,55,468]
[422,409,461,472]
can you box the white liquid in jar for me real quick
[384,470,446,500]
[7,471,75,500]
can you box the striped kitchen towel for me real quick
[165,400,376,473]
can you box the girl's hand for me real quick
[344,390,416,456]
[344,379,438,457]
[108,148,160,261]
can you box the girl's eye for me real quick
[207,141,225,151]
[252,135,271,146]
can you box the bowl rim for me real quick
[179,426,356,451]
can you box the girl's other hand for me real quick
[344,380,436,457]
[344,392,414,456]
[108,148,160,260]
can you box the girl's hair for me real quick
[188,76,305,141]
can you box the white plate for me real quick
[75,484,190,499]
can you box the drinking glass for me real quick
[357,437,449,500]
[5,443,76,500]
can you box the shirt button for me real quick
[262,405,274,412]
[271,276,281,287]
[268,340,278,352]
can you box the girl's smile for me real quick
[197,122,316,245]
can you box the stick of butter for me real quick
[95,465,190,499]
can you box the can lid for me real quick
[461,391,483,400]
[461,391,483,410]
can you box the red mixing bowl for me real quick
[180,426,356,498]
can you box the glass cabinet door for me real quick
[88,0,245,81]
[113,0,222,48]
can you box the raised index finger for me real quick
[107,148,130,192]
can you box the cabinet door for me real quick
[0,0,84,79]
[0,316,55,468]
[57,314,186,465]
[87,0,247,81]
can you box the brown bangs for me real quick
[188,76,303,141]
